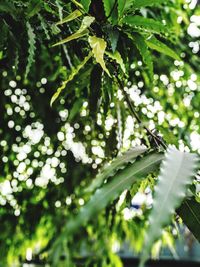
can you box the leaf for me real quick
[0,0,18,19]
[50,52,92,106]
[25,22,36,79]
[129,33,153,80]
[118,0,133,18]
[177,197,200,242]
[27,0,43,18]
[123,15,169,36]
[68,99,84,121]
[88,36,110,76]
[103,0,118,24]
[140,146,198,267]
[85,146,147,193]
[80,0,91,12]
[108,29,119,52]
[106,50,126,73]
[52,16,95,46]
[145,35,180,61]
[56,10,82,25]
[131,0,168,9]
[64,152,164,234]
[38,13,50,40]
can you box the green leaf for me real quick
[140,146,198,267]
[129,33,153,80]
[131,0,167,9]
[68,99,84,121]
[25,22,36,79]
[63,152,164,234]
[123,15,169,36]
[0,0,18,19]
[103,0,118,24]
[85,146,147,193]
[177,197,200,242]
[56,10,82,25]
[50,52,92,106]
[88,36,110,76]
[27,0,43,18]
[145,35,180,61]
[53,16,95,46]
[108,29,119,52]
[106,50,126,73]
[80,0,91,12]
[118,0,133,18]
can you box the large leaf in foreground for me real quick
[140,146,198,267]
[177,197,200,242]
[64,152,163,234]
[85,146,147,193]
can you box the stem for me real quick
[114,73,167,150]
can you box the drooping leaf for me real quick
[56,10,82,25]
[50,52,92,106]
[25,22,36,79]
[68,99,84,122]
[177,197,200,242]
[64,152,164,233]
[52,16,95,46]
[55,0,63,21]
[123,15,169,36]
[106,50,126,73]
[38,13,50,40]
[108,29,119,52]
[145,35,180,61]
[129,33,153,80]
[27,0,43,18]
[140,146,198,267]
[85,146,147,193]
[80,0,91,12]
[88,36,110,76]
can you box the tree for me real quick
[0,0,200,266]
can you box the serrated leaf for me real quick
[145,35,180,60]
[123,15,169,36]
[85,146,147,193]
[140,146,198,267]
[88,36,110,76]
[106,50,126,73]
[129,33,153,80]
[131,0,168,9]
[50,52,92,106]
[64,152,163,234]
[80,0,91,12]
[53,16,95,46]
[56,9,82,25]
[177,197,200,242]
[25,22,36,79]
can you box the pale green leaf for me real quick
[85,146,147,193]
[56,9,82,25]
[25,22,36,79]
[106,50,126,73]
[145,35,181,60]
[62,152,164,234]
[140,146,198,267]
[53,16,95,46]
[88,36,110,76]
[131,0,168,9]
[50,52,92,106]
[118,0,133,18]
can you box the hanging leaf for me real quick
[80,0,91,12]
[85,146,147,193]
[27,0,43,18]
[129,33,153,80]
[108,29,119,52]
[140,146,198,267]
[53,16,95,46]
[88,36,110,76]
[25,22,36,79]
[106,50,126,73]
[177,197,200,242]
[50,52,92,106]
[145,35,180,61]
[123,15,169,36]
[56,10,82,25]
[63,152,163,234]
[38,13,50,40]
